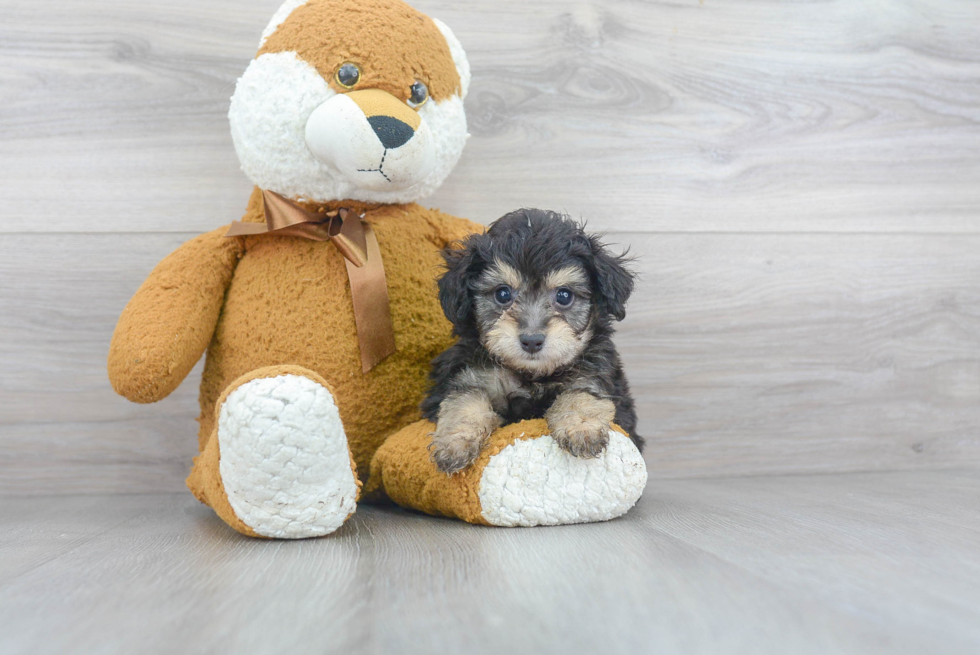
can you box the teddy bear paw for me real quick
[477,431,647,527]
[217,374,358,539]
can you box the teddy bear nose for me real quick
[519,333,545,354]
[367,115,415,150]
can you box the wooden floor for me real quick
[2,470,978,655]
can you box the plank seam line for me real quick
[3,231,980,237]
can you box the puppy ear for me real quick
[438,237,481,333]
[586,236,635,321]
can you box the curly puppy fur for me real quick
[423,208,643,474]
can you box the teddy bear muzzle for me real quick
[305,88,436,192]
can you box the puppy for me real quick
[422,208,643,474]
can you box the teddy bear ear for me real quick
[259,0,309,49]
[432,18,471,99]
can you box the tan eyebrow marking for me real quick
[545,266,587,289]
[496,261,523,288]
[480,259,522,290]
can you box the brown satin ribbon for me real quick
[225,189,396,373]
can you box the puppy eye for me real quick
[555,288,574,307]
[407,80,429,108]
[336,63,360,89]
[494,286,513,305]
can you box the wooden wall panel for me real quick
[617,232,980,477]
[1,0,979,234]
[2,232,977,494]
[1,0,979,494]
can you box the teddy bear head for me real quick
[229,0,471,205]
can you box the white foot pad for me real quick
[478,431,647,527]
[218,374,358,539]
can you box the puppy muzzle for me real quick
[305,89,435,192]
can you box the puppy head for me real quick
[439,209,634,376]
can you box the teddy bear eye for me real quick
[494,286,513,305]
[407,80,429,108]
[336,63,360,89]
[555,288,574,307]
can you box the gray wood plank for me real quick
[2,0,979,234]
[1,471,978,654]
[2,232,978,494]
[616,231,980,477]
[0,0,273,233]
[0,494,161,584]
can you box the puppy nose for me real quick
[367,115,415,149]
[519,333,545,354]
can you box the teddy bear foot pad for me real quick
[478,431,647,527]
[217,374,358,539]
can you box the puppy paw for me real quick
[429,429,487,475]
[546,391,616,459]
[431,392,502,474]
[550,420,610,458]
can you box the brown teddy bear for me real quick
[108,0,647,539]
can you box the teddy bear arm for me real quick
[107,227,244,404]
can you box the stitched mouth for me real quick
[357,149,392,183]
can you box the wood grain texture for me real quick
[2,471,979,654]
[1,0,979,233]
[617,231,980,477]
[2,232,977,494]
[2,3,977,649]
[1,0,979,494]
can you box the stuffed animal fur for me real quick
[108,0,647,539]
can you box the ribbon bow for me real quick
[225,189,396,373]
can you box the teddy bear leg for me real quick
[368,418,647,527]
[186,365,361,539]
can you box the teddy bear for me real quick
[108,0,647,539]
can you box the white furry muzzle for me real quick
[305,93,435,193]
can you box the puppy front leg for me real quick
[546,391,616,458]
[431,392,502,474]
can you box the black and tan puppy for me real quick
[422,208,642,474]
